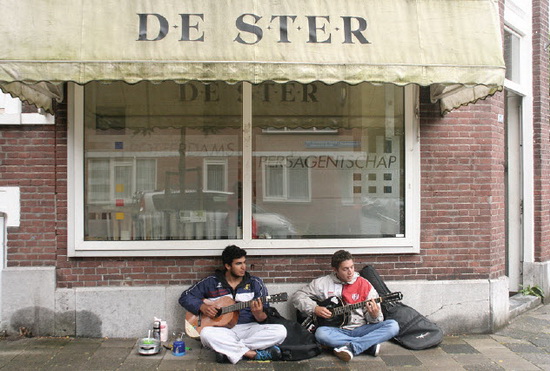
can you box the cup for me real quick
[172,340,185,356]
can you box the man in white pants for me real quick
[179,245,287,364]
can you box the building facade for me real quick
[0,0,548,338]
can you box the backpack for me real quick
[360,265,443,350]
[265,307,322,361]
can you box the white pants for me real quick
[200,323,287,364]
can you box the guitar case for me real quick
[360,265,443,350]
[265,307,322,361]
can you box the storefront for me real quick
[0,0,519,337]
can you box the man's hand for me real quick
[314,305,333,319]
[199,300,220,318]
[365,299,380,318]
[250,298,267,322]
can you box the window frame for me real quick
[68,82,420,257]
[262,157,312,203]
[203,159,228,193]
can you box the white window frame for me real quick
[0,93,55,125]
[68,82,420,257]
[262,158,312,203]
[203,159,228,192]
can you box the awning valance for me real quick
[0,0,504,114]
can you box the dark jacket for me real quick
[179,269,270,324]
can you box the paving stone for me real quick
[380,354,422,367]
[441,343,480,354]
[490,334,531,345]
[490,357,542,371]
[463,337,508,350]
[462,363,504,371]
[504,342,546,353]
[451,353,494,366]
[100,337,136,348]
[518,352,550,366]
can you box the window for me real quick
[263,157,310,202]
[69,81,420,256]
[0,92,55,125]
[204,160,228,193]
[504,29,521,83]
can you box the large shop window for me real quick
[69,81,419,256]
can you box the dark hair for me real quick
[331,250,353,269]
[222,245,247,266]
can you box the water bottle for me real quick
[152,320,160,341]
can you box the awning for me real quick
[0,0,504,114]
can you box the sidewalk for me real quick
[1,302,549,370]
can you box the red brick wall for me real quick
[0,87,508,288]
[419,88,506,280]
[532,0,550,262]
[0,117,64,266]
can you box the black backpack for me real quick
[360,265,443,350]
[265,307,322,361]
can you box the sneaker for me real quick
[215,352,230,363]
[333,345,353,362]
[254,345,282,361]
[366,343,380,357]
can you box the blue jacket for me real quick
[179,269,270,324]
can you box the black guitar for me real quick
[301,291,403,329]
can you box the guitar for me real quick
[184,292,288,339]
[301,291,403,329]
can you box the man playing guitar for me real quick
[179,245,286,364]
[291,250,399,362]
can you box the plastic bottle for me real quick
[160,320,168,342]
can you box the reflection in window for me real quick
[84,81,242,241]
[83,81,405,242]
[253,82,405,238]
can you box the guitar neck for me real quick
[331,296,383,316]
[220,296,266,315]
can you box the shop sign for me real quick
[137,13,370,45]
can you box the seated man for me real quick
[291,250,399,362]
[179,244,286,364]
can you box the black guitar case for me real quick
[360,265,443,350]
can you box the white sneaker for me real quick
[333,345,353,362]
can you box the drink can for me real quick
[172,340,185,356]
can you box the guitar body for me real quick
[306,292,403,330]
[185,296,239,339]
[314,296,349,328]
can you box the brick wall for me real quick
[532,0,550,262]
[0,121,61,266]
[0,86,508,288]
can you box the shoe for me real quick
[215,352,230,363]
[333,345,353,362]
[254,346,282,361]
[366,343,380,357]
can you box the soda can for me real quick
[172,339,185,356]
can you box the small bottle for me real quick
[160,320,168,342]
[152,320,160,341]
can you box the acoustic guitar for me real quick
[301,291,403,329]
[184,292,288,339]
